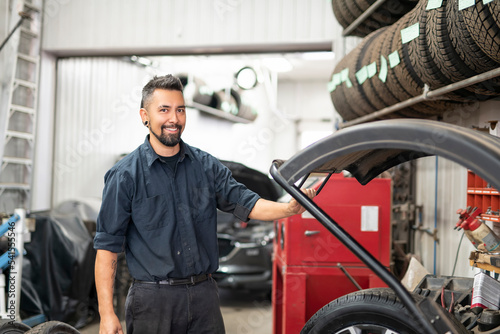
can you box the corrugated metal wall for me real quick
[42,0,335,55]
[415,156,475,278]
[53,57,149,206]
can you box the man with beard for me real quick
[94,74,315,334]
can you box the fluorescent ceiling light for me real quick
[301,51,335,60]
[130,55,152,66]
[262,57,293,72]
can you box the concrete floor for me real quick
[79,288,273,334]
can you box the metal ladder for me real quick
[0,0,42,214]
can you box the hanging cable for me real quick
[0,11,32,53]
[452,232,465,276]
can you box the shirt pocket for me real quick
[132,193,171,231]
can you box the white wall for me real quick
[31,51,57,211]
[51,57,149,207]
[42,0,335,56]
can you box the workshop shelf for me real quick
[467,170,500,223]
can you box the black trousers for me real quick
[125,277,225,334]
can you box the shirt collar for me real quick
[143,135,190,167]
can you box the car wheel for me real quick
[24,321,79,334]
[0,321,31,333]
[300,288,467,334]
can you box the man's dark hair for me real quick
[141,74,184,109]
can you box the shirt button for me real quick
[177,251,181,255]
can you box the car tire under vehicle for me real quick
[0,320,31,333]
[24,321,80,334]
[300,288,468,334]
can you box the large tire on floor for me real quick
[24,322,79,334]
[0,321,31,333]
[300,288,468,334]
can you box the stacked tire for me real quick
[330,0,500,121]
[332,0,419,37]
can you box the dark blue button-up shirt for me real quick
[94,136,260,281]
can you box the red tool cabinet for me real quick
[272,173,392,334]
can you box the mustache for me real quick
[161,124,182,131]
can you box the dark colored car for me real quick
[212,160,282,293]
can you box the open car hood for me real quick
[273,119,500,189]
[270,118,500,334]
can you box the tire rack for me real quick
[331,0,500,128]
[333,0,418,37]
[342,0,390,36]
[339,66,500,128]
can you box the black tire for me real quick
[351,28,387,117]
[394,1,462,116]
[393,4,429,98]
[409,0,473,101]
[490,1,500,30]
[0,321,31,334]
[300,288,468,334]
[330,30,375,120]
[425,0,500,99]
[333,0,418,36]
[332,28,386,120]
[331,0,365,37]
[331,0,350,30]
[373,15,429,118]
[331,56,360,121]
[24,322,79,334]
[447,0,500,73]
[358,26,408,119]
[384,7,441,116]
[361,28,394,113]
[461,0,500,64]
[330,79,357,121]
[334,0,373,36]
[365,20,423,118]
[345,0,385,33]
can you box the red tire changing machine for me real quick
[272,173,392,333]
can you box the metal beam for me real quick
[342,0,388,37]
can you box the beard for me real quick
[151,125,182,147]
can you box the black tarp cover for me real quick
[20,213,95,328]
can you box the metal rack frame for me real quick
[339,67,500,128]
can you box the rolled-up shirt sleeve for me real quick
[213,162,261,222]
[94,168,132,253]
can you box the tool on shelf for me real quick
[456,207,500,253]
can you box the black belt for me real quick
[134,274,210,286]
